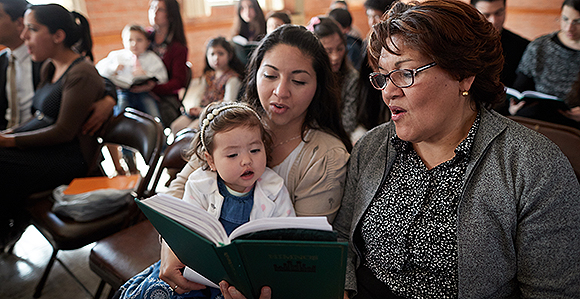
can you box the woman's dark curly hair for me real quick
[368,0,505,109]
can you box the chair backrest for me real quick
[508,116,580,180]
[150,129,195,193]
[181,61,193,101]
[99,108,165,197]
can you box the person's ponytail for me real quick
[71,11,94,61]
[28,4,83,49]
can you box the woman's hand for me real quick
[130,80,156,93]
[82,95,116,135]
[508,98,526,116]
[158,240,207,294]
[219,281,271,299]
[560,106,580,122]
[188,107,202,117]
[0,133,16,147]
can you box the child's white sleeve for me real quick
[273,185,296,217]
[95,52,118,78]
[145,52,168,84]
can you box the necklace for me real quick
[273,135,301,148]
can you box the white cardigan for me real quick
[183,167,296,220]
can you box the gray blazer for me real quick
[333,109,580,298]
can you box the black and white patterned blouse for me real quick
[360,113,480,298]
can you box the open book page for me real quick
[140,194,333,245]
[229,217,332,240]
[183,267,219,288]
[140,194,229,245]
[506,87,560,101]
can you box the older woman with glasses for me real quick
[333,0,580,298]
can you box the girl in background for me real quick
[265,10,291,35]
[170,37,245,134]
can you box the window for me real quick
[184,0,284,18]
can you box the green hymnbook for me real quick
[136,194,348,299]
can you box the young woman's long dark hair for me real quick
[243,24,352,152]
[157,0,187,46]
[28,4,84,48]
[231,0,266,42]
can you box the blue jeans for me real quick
[115,261,222,299]
[115,90,162,123]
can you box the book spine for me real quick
[216,245,256,299]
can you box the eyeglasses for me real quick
[369,62,437,90]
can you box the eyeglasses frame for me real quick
[369,62,438,90]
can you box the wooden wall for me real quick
[41,0,567,78]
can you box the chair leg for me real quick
[107,286,117,299]
[34,247,58,298]
[94,280,106,299]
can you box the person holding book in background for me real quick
[140,24,351,298]
[471,0,529,116]
[333,1,580,298]
[265,10,291,35]
[510,0,580,120]
[142,0,188,127]
[308,16,360,139]
[170,37,244,134]
[231,0,266,66]
[116,102,295,299]
[471,0,529,89]
[97,24,168,120]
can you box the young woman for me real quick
[230,0,266,42]
[132,0,188,127]
[510,0,580,126]
[116,24,352,299]
[0,4,105,245]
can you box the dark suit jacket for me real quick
[0,49,43,130]
[501,29,529,88]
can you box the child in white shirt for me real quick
[96,24,168,121]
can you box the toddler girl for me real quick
[183,102,295,234]
[171,37,245,134]
[116,102,295,299]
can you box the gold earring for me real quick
[462,91,469,96]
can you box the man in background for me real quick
[329,8,363,70]
[472,0,529,88]
[0,0,40,131]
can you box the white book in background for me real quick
[505,87,560,101]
